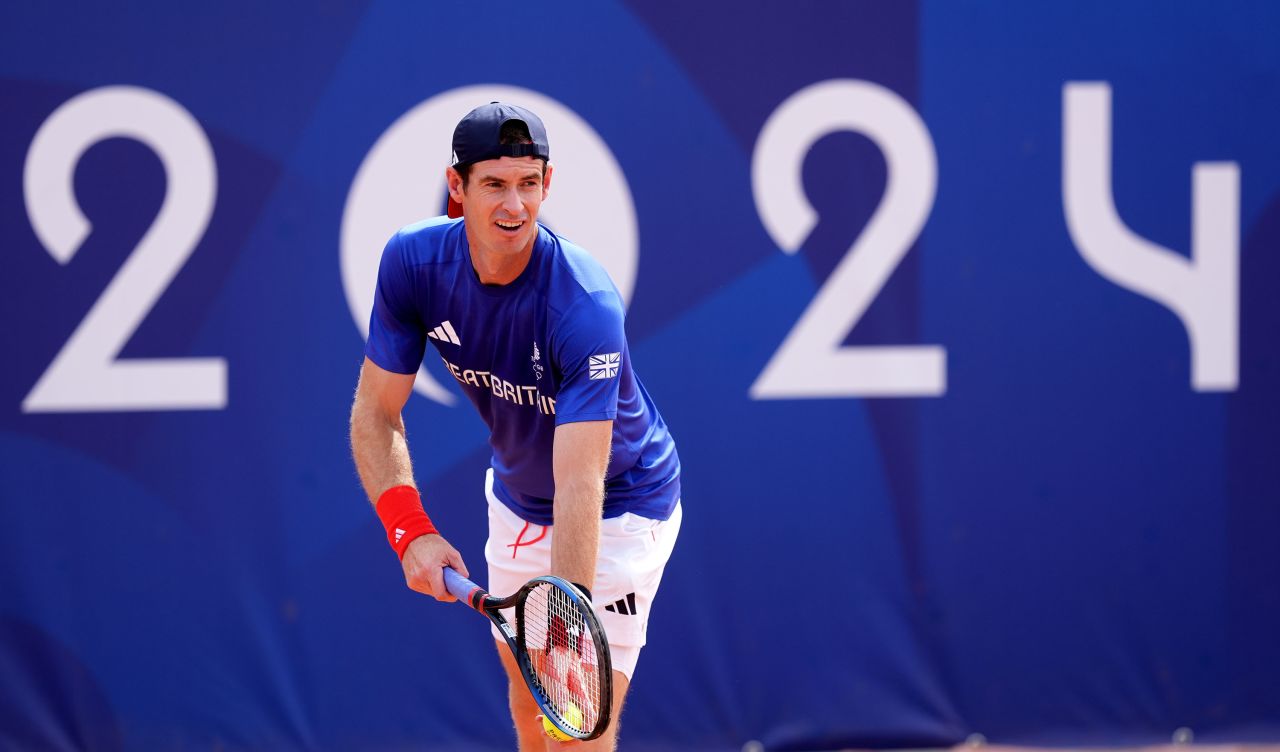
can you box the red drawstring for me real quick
[506,520,548,558]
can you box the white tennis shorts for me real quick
[483,468,682,680]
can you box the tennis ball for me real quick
[540,704,583,742]
[540,714,572,742]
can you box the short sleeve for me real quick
[552,291,626,424]
[364,231,426,374]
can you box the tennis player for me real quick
[350,101,682,750]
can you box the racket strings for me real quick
[522,583,602,734]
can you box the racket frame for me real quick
[443,567,613,741]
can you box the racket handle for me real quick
[442,566,485,609]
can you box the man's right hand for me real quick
[400,534,468,602]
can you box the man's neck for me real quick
[466,230,535,286]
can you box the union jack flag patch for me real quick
[589,352,621,380]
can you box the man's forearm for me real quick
[350,397,415,505]
[549,420,613,591]
[551,478,603,590]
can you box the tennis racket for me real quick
[442,566,613,741]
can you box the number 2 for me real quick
[751,79,945,399]
[23,85,225,413]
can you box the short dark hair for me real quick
[453,120,544,186]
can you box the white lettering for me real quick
[439,359,550,411]
[750,79,945,399]
[23,86,224,413]
[1063,82,1239,391]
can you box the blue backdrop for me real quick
[3,1,1278,749]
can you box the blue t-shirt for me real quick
[365,217,680,525]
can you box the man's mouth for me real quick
[495,219,524,233]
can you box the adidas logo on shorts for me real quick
[603,592,638,616]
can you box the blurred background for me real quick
[3,1,1278,750]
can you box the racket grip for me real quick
[442,566,483,608]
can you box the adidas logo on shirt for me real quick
[427,320,461,346]
[603,592,638,616]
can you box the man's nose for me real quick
[502,187,523,214]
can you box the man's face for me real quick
[447,156,552,257]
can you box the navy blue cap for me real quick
[447,102,550,218]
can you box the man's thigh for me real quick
[483,469,683,681]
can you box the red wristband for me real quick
[375,485,438,559]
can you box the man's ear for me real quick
[446,166,465,203]
[542,162,554,199]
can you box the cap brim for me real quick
[447,196,463,218]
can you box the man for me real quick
[349,101,682,751]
